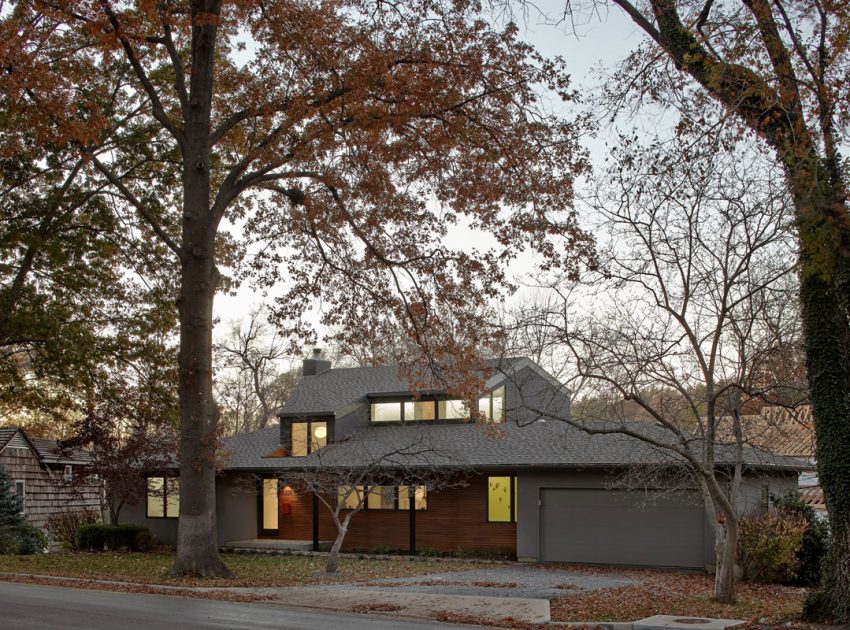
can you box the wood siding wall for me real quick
[1,446,102,531]
[274,474,516,554]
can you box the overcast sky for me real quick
[213,4,647,346]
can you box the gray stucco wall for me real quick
[516,468,799,565]
[122,472,258,546]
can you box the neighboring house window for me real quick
[147,476,180,518]
[478,386,505,422]
[15,481,25,514]
[64,465,73,481]
[291,421,328,456]
[487,476,517,523]
[337,485,427,511]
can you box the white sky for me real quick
[213,5,647,346]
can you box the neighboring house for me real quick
[125,353,805,569]
[0,427,102,530]
[735,405,823,514]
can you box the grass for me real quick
[0,550,485,588]
[549,565,808,626]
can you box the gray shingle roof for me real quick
[0,427,90,464]
[280,358,526,417]
[220,419,807,472]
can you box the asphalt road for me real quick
[0,581,480,629]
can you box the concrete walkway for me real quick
[272,585,550,624]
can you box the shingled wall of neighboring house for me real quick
[0,431,102,531]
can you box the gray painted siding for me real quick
[122,473,258,545]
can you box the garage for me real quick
[539,488,707,568]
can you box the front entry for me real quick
[259,478,279,536]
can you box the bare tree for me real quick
[511,136,801,602]
[277,430,465,573]
[215,310,300,435]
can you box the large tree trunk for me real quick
[799,267,850,621]
[168,0,231,578]
[170,244,231,577]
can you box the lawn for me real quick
[549,565,808,626]
[0,550,486,588]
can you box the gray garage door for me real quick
[539,488,706,568]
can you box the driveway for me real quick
[336,563,638,599]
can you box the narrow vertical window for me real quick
[147,477,165,518]
[15,481,25,514]
[262,479,279,531]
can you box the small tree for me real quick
[60,381,179,525]
[0,464,24,554]
[282,430,464,573]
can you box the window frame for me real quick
[337,484,428,512]
[14,480,25,515]
[258,478,280,536]
[370,387,506,424]
[290,419,331,456]
[486,475,517,523]
[146,475,180,519]
[64,464,73,481]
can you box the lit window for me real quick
[291,422,308,457]
[398,485,428,510]
[403,400,436,421]
[368,485,397,510]
[492,386,505,423]
[291,421,328,456]
[478,386,505,423]
[262,479,279,531]
[438,399,469,419]
[312,423,328,450]
[147,476,179,518]
[487,476,517,523]
[337,485,365,510]
[372,402,402,422]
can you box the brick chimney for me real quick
[302,348,331,376]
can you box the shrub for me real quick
[774,491,830,587]
[46,509,99,550]
[16,523,48,555]
[0,464,24,554]
[737,509,808,583]
[76,524,154,552]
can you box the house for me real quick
[125,353,805,569]
[735,406,823,514]
[0,427,102,530]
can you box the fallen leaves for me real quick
[351,602,405,613]
[549,565,806,625]
[0,551,488,589]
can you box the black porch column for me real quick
[408,485,416,556]
[312,492,319,551]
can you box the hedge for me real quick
[76,524,154,552]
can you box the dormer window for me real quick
[370,387,505,423]
[478,386,505,423]
[291,420,328,456]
